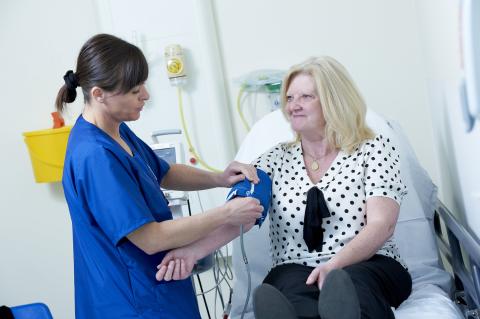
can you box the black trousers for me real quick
[262,255,412,319]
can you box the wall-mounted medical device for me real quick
[165,44,187,86]
[150,129,187,209]
[164,44,221,172]
[459,0,480,132]
[234,69,285,131]
[235,69,284,108]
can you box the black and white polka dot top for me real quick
[253,134,408,269]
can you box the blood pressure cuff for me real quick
[225,168,272,227]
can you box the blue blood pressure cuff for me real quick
[225,168,272,227]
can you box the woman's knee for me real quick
[263,263,314,289]
[342,256,412,308]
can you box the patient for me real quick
[156,56,412,319]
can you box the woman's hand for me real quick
[306,262,337,289]
[156,246,199,281]
[217,161,259,187]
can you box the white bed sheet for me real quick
[394,278,464,319]
[230,249,463,319]
[230,283,463,319]
[229,109,463,319]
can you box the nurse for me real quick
[56,33,263,319]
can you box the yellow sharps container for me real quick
[23,126,72,183]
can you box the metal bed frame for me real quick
[434,201,480,319]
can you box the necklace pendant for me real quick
[311,160,319,171]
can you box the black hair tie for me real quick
[303,186,331,252]
[0,305,14,319]
[63,70,79,90]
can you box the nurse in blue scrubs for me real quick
[55,33,263,319]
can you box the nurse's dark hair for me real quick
[55,33,148,113]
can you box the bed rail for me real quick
[434,201,480,318]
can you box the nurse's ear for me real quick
[91,86,105,104]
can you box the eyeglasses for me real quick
[285,94,317,104]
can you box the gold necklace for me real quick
[303,151,327,171]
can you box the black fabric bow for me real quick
[63,70,79,90]
[303,187,331,252]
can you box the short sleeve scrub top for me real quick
[62,115,201,319]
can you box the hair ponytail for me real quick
[55,83,77,113]
[55,70,79,113]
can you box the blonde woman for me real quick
[157,56,412,319]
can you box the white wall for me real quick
[414,0,480,235]
[0,1,99,318]
[212,0,439,187]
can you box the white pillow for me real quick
[365,111,438,221]
[235,110,293,162]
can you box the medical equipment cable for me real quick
[212,250,226,319]
[177,87,221,172]
[186,198,212,319]
[216,247,234,283]
[187,196,233,298]
[196,275,212,319]
[187,192,233,316]
[239,224,252,319]
[237,86,251,131]
[214,266,223,319]
[213,248,233,311]
[193,272,230,294]
[252,91,258,125]
[195,192,234,294]
[214,275,219,319]
[213,259,225,309]
[197,189,234,289]
[222,289,233,319]
[214,245,233,283]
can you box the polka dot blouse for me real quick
[253,134,408,269]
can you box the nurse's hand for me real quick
[156,247,198,281]
[217,161,259,187]
[224,197,263,226]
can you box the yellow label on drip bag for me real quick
[167,58,183,75]
[165,44,186,80]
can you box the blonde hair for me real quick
[281,56,374,153]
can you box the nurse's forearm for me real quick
[186,223,253,260]
[161,164,221,191]
[127,206,229,255]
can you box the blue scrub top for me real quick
[62,115,201,319]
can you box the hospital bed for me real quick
[228,109,480,319]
